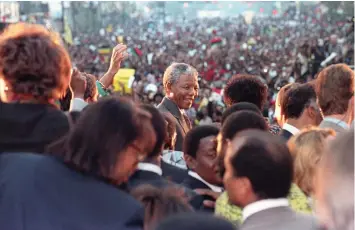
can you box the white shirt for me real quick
[137,163,162,176]
[282,123,300,136]
[323,117,349,130]
[69,98,88,112]
[188,171,223,193]
[243,198,289,222]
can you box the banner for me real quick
[113,68,135,93]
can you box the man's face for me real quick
[186,135,222,186]
[215,133,228,180]
[223,137,248,207]
[169,74,199,110]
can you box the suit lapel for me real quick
[161,97,189,134]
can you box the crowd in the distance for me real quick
[0,22,353,230]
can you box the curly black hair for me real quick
[223,74,268,110]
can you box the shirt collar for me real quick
[137,163,162,176]
[323,117,349,129]
[188,171,223,193]
[243,198,289,222]
[282,123,300,135]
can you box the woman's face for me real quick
[111,110,157,185]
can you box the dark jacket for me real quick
[280,129,294,141]
[157,97,191,151]
[0,153,144,230]
[161,160,188,184]
[128,168,205,212]
[181,174,219,213]
[0,103,69,153]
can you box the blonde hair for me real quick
[288,127,336,196]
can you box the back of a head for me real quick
[221,111,268,141]
[183,125,219,158]
[141,104,167,159]
[318,129,354,230]
[223,74,268,110]
[288,127,336,196]
[221,102,262,124]
[230,130,293,199]
[0,23,71,101]
[315,64,354,116]
[131,185,193,230]
[154,213,237,230]
[276,83,299,115]
[282,83,317,120]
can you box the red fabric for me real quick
[210,37,222,44]
[134,47,143,57]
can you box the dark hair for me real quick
[131,185,193,230]
[83,72,98,101]
[282,84,317,120]
[47,97,144,178]
[67,111,81,126]
[155,213,236,230]
[60,87,73,111]
[141,104,167,159]
[221,111,268,141]
[223,74,268,109]
[316,64,354,116]
[0,23,71,101]
[161,112,177,150]
[221,102,262,124]
[229,130,293,199]
[183,125,219,158]
[277,83,298,116]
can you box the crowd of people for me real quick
[66,4,354,125]
[0,14,353,230]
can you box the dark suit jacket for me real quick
[161,160,188,184]
[127,168,204,211]
[157,97,191,151]
[128,169,172,190]
[280,129,293,141]
[181,175,218,213]
[241,206,318,230]
[0,153,143,230]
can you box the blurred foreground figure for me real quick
[0,23,71,153]
[154,213,237,230]
[0,97,156,230]
[314,129,354,230]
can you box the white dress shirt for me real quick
[188,171,223,193]
[323,117,349,129]
[69,98,88,112]
[243,198,289,222]
[137,162,162,176]
[282,123,300,135]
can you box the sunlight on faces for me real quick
[167,74,199,110]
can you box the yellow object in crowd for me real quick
[113,69,136,94]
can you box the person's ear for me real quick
[165,83,172,96]
[239,177,253,198]
[184,154,197,170]
[347,96,354,123]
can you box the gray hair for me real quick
[321,129,354,230]
[163,63,198,89]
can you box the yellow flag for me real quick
[113,69,136,93]
[63,16,73,45]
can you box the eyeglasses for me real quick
[129,143,146,161]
